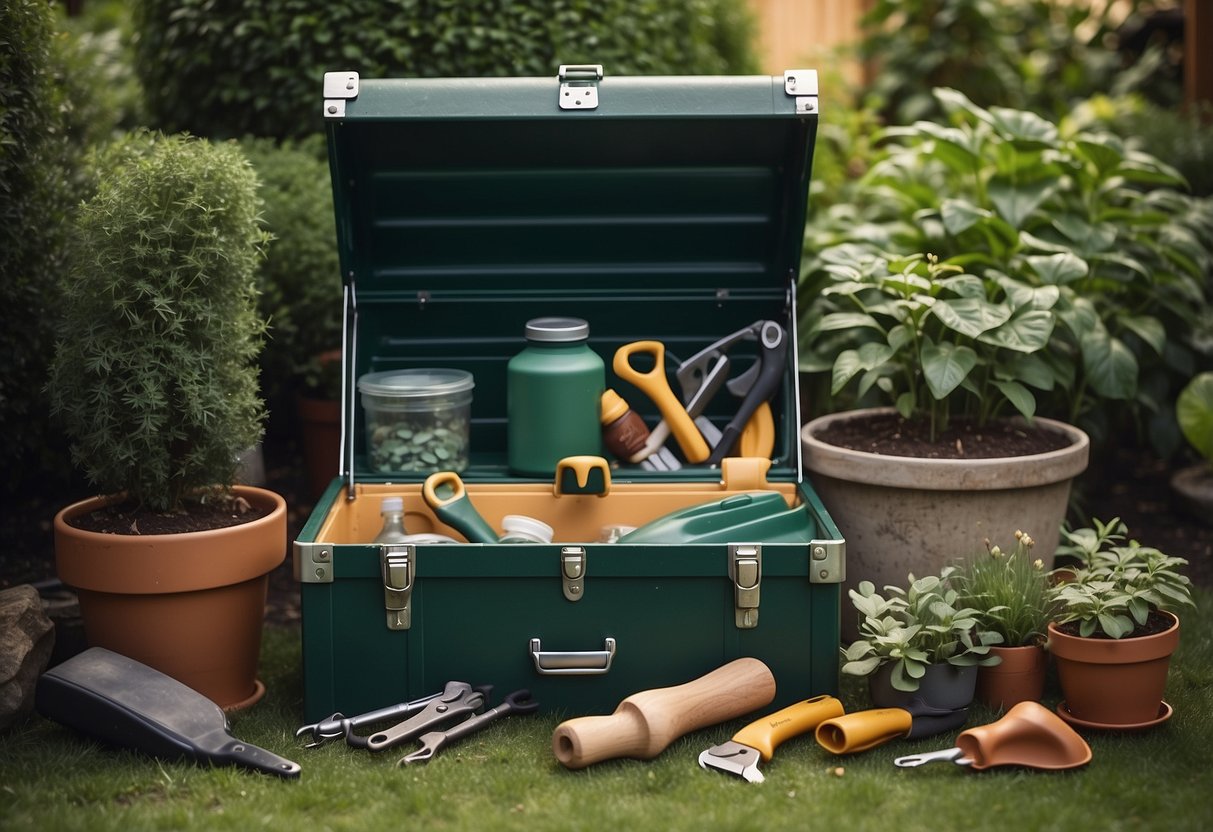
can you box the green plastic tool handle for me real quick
[423,471,499,544]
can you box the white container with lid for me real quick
[358,368,474,474]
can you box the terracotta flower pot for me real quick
[53,486,287,710]
[976,644,1047,710]
[802,408,1089,640]
[1047,613,1179,728]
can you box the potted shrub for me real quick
[954,531,1052,709]
[1172,372,1213,525]
[801,252,1089,638]
[48,132,285,710]
[1046,518,1194,729]
[842,567,1003,717]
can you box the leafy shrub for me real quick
[0,0,79,496]
[859,0,1183,126]
[800,88,1213,451]
[238,136,343,407]
[48,133,270,512]
[134,0,758,140]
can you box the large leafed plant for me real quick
[48,132,270,513]
[800,88,1213,450]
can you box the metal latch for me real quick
[729,544,761,629]
[558,65,602,110]
[809,539,845,584]
[560,546,586,601]
[323,71,360,118]
[784,69,819,115]
[382,544,416,631]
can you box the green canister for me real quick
[508,317,605,475]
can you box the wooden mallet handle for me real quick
[551,657,776,769]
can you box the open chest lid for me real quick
[323,67,819,489]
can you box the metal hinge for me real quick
[729,544,761,629]
[382,544,416,631]
[558,65,602,110]
[323,71,360,119]
[809,539,845,584]
[294,541,334,584]
[784,69,819,115]
[560,546,586,601]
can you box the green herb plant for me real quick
[47,132,270,513]
[842,567,1004,692]
[955,530,1052,647]
[800,87,1213,451]
[1048,517,1194,638]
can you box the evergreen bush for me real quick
[48,133,271,512]
[133,0,757,140]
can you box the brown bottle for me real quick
[600,389,651,460]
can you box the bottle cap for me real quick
[381,496,404,513]
[524,317,589,343]
[600,389,630,424]
[500,514,555,544]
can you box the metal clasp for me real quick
[784,69,819,115]
[558,64,603,110]
[382,544,416,630]
[560,546,586,602]
[323,70,359,118]
[729,544,761,629]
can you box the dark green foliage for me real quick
[47,133,271,512]
[859,0,1183,126]
[0,0,78,496]
[133,0,757,140]
[239,136,343,406]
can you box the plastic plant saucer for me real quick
[1056,700,1173,733]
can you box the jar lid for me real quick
[380,496,404,513]
[357,368,474,397]
[501,514,555,543]
[524,317,589,343]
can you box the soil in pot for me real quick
[813,411,1072,459]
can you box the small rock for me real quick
[0,585,55,732]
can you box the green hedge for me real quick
[134,0,758,140]
[0,0,78,495]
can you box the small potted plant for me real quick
[49,132,286,710]
[1046,518,1195,729]
[842,566,1004,715]
[954,531,1052,709]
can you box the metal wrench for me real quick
[354,681,486,752]
[397,689,539,766]
[295,691,444,748]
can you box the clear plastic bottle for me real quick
[371,496,410,544]
[498,514,555,544]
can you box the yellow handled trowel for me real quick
[698,695,844,783]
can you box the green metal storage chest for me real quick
[295,67,844,722]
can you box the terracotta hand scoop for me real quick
[893,701,1092,771]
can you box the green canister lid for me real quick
[524,317,590,343]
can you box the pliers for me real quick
[397,689,540,766]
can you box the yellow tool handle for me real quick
[613,341,709,464]
[737,401,775,458]
[731,694,845,761]
[553,455,612,497]
[422,470,464,507]
[552,657,776,769]
[815,708,913,755]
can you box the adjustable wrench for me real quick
[295,691,444,748]
[397,689,540,766]
[353,681,486,752]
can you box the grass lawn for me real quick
[2,588,1210,832]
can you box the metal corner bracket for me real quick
[294,541,334,584]
[809,539,845,584]
[783,69,819,115]
[558,65,603,110]
[323,71,360,119]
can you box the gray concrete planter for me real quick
[801,408,1089,641]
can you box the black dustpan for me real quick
[36,647,301,779]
